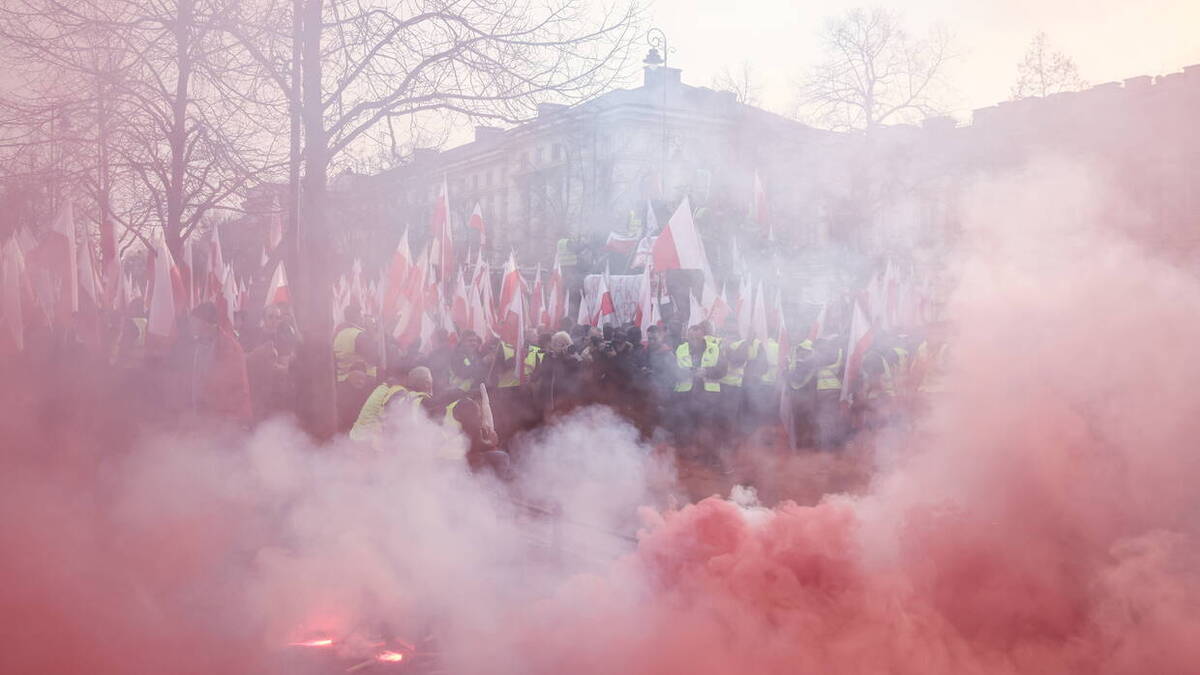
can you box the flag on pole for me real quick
[840,299,874,403]
[634,264,659,330]
[430,176,454,281]
[265,260,289,307]
[547,252,566,323]
[383,229,412,319]
[147,237,179,344]
[35,203,78,325]
[651,197,709,272]
[688,291,705,329]
[809,303,827,340]
[467,201,485,247]
[750,281,769,341]
[645,201,658,235]
[593,264,617,328]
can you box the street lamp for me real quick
[644,28,669,200]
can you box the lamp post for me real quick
[644,28,669,199]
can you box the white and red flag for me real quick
[383,229,412,319]
[430,176,454,280]
[592,264,617,329]
[840,299,875,404]
[705,282,731,328]
[634,264,659,330]
[530,264,547,330]
[467,201,485,246]
[547,252,566,323]
[265,260,290,307]
[147,237,181,344]
[750,280,769,341]
[651,197,709,272]
[451,268,470,333]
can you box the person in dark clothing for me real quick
[530,330,582,416]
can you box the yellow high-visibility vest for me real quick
[556,239,577,267]
[816,347,843,391]
[498,342,520,388]
[760,339,781,384]
[333,326,376,382]
[719,339,746,387]
[524,345,544,379]
[675,336,721,393]
[349,383,408,441]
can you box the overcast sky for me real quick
[645,0,1200,120]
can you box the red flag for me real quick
[840,299,875,404]
[651,197,708,272]
[705,282,731,328]
[497,253,526,346]
[265,260,290,307]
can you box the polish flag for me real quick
[497,253,525,345]
[467,201,485,246]
[451,268,470,332]
[530,264,547,330]
[840,299,875,403]
[218,268,239,330]
[705,281,731,328]
[576,288,592,327]
[383,229,412,319]
[393,247,427,348]
[592,265,617,329]
[651,197,708,272]
[634,264,659,329]
[265,260,290,307]
[147,237,180,344]
[547,252,566,323]
[644,200,658,235]
[430,176,454,280]
[750,170,768,226]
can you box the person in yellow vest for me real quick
[450,331,485,392]
[785,339,819,448]
[717,328,750,446]
[671,321,725,461]
[349,362,410,442]
[813,336,845,450]
[334,305,379,432]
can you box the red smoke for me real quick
[2,164,1199,674]
[490,164,1200,675]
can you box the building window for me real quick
[554,143,563,161]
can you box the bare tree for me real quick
[794,7,952,131]
[711,61,761,107]
[218,0,640,436]
[0,0,280,262]
[1011,32,1087,100]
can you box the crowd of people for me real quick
[17,285,949,478]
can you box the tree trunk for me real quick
[164,0,194,263]
[293,0,337,439]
